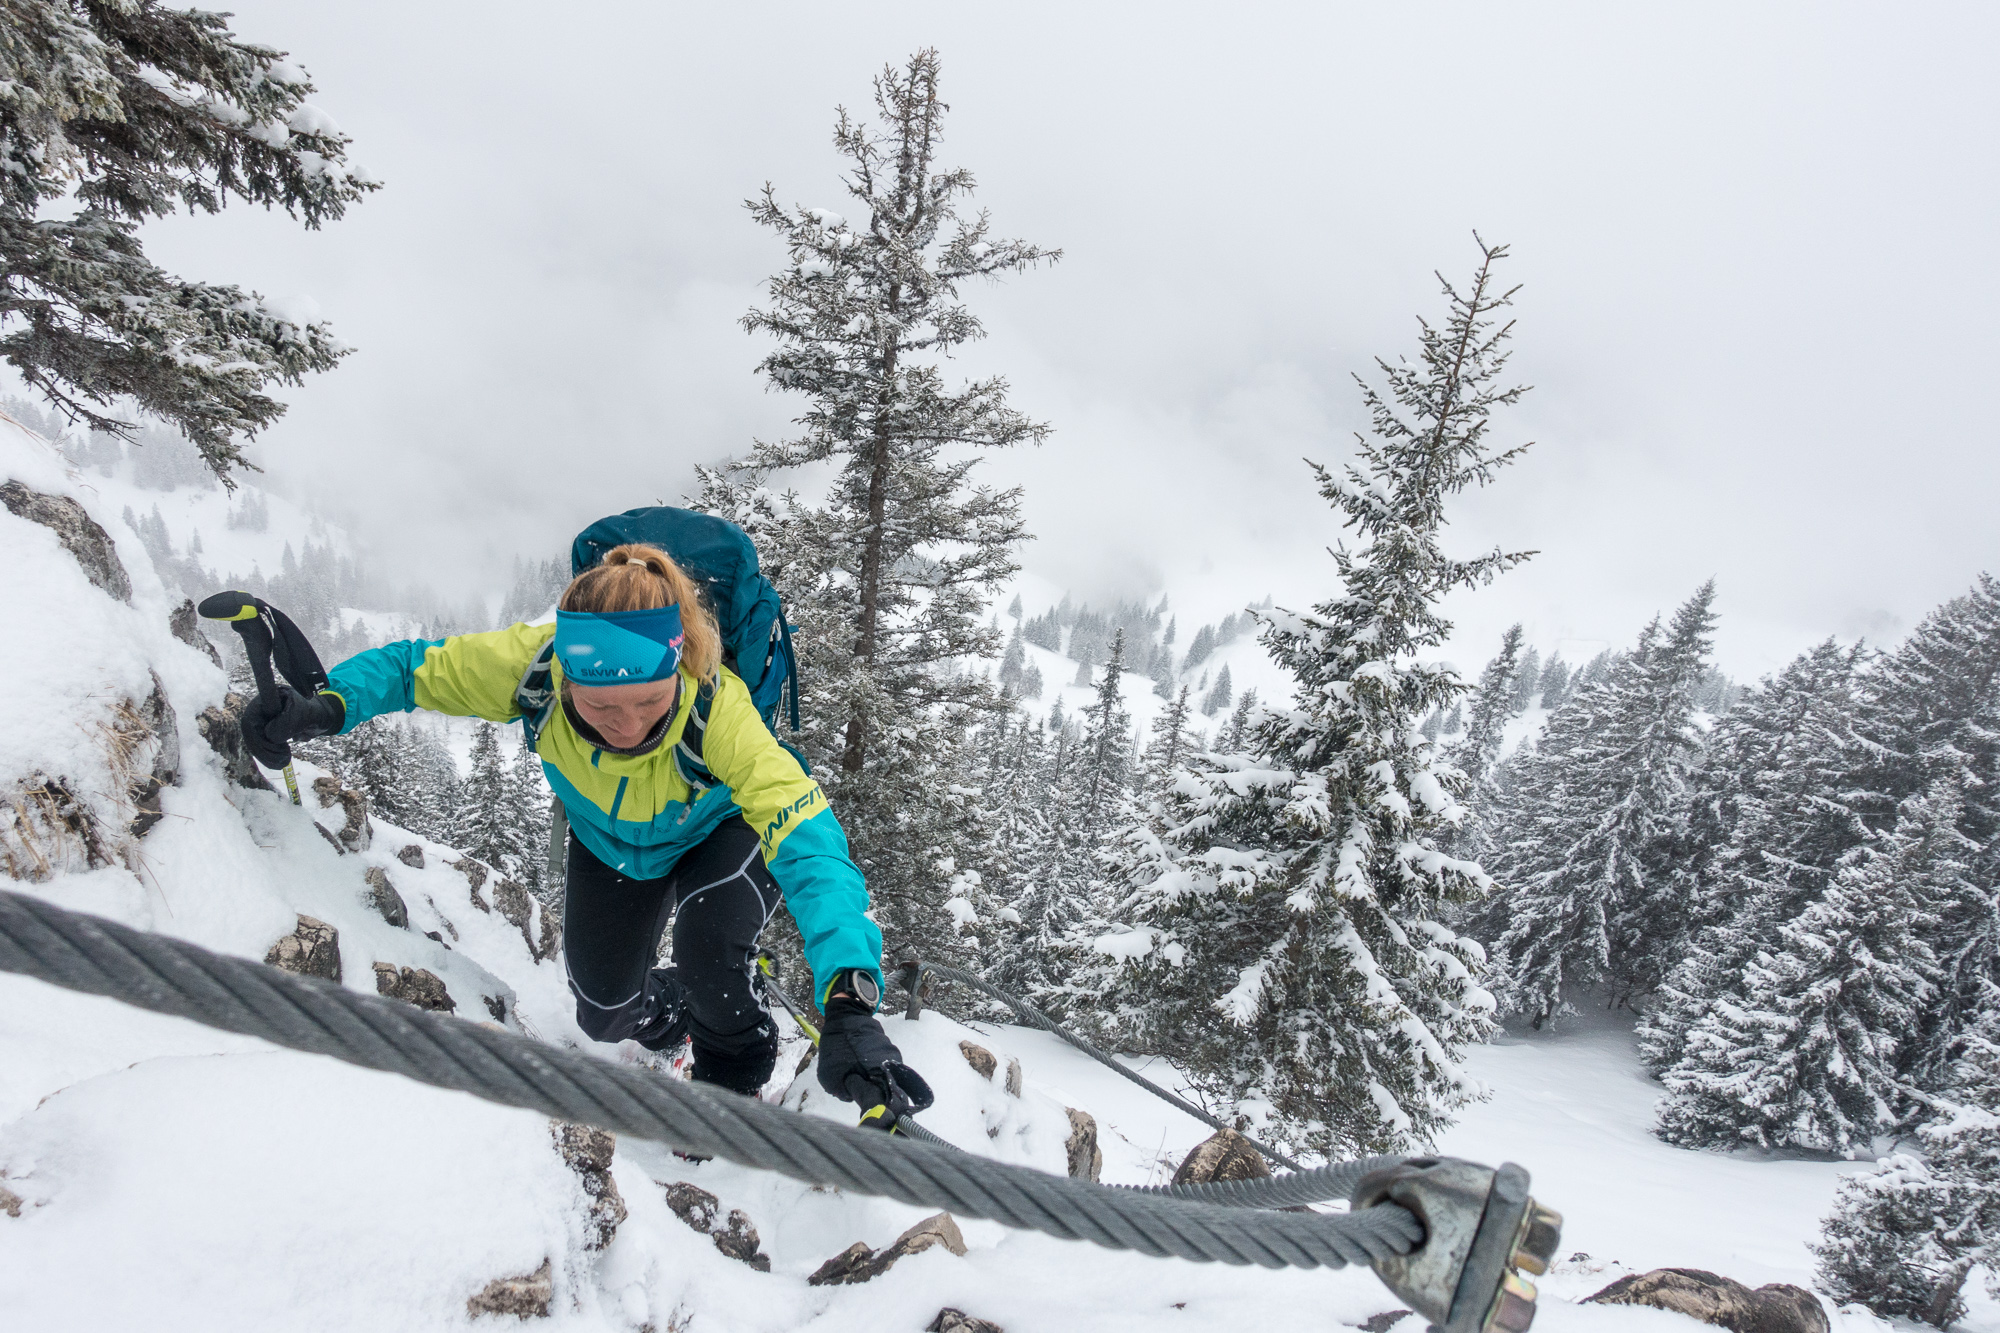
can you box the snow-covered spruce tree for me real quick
[1508,646,1542,713]
[1905,986,2000,1319]
[454,723,539,884]
[998,630,1027,694]
[1141,683,1201,794]
[409,724,468,845]
[696,51,1055,967]
[1104,240,1533,1156]
[1814,980,2000,1327]
[1638,640,1869,1073]
[0,2,375,476]
[1537,655,1571,711]
[507,742,553,894]
[1848,576,2000,1090]
[977,705,1049,975]
[1483,581,1719,1024]
[1442,623,1525,861]
[1078,629,1136,836]
[1217,688,1260,753]
[1201,664,1233,717]
[1816,1155,1968,1328]
[500,556,569,624]
[993,631,1138,1016]
[1654,780,1963,1153]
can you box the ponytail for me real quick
[559,544,723,684]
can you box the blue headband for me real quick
[554,605,685,685]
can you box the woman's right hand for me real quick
[240,687,345,768]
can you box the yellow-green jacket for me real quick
[325,622,880,996]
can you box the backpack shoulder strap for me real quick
[513,638,557,748]
[672,682,718,792]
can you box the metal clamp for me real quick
[1352,1157,1562,1333]
[896,958,932,1020]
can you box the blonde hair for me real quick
[559,543,723,684]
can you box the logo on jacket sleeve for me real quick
[761,788,824,853]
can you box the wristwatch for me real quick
[828,967,880,1009]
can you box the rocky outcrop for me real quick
[957,1041,1024,1096]
[2,480,131,601]
[424,896,459,942]
[372,963,454,1012]
[0,1185,24,1218]
[551,1122,626,1251]
[808,1212,966,1286]
[396,843,425,869]
[929,1311,1004,1333]
[492,877,548,961]
[127,675,180,838]
[264,916,341,982]
[196,693,271,792]
[896,1211,969,1258]
[1586,1269,1829,1333]
[1172,1129,1270,1185]
[959,1040,997,1080]
[466,1258,551,1319]
[2,774,112,880]
[1361,1312,1415,1333]
[535,895,561,961]
[1064,1108,1103,1182]
[312,777,371,853]
[455,857,491,911]
[809,1242,877,1287]
[660,1180,771,1271]
[362,866,409,928]
[168,599,223,668]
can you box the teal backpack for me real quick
[513,506,805,784]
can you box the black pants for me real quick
[563,816,782,1093]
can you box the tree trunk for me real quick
[844,293,901,774]
[1922,1256,1971,1329]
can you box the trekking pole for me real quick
[756,953,820,1045]
[197,592,329,808]
[758,955,933,1139]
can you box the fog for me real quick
[125,2,2000,678]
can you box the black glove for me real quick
[240,687,345,769]
[816,983,934,1127]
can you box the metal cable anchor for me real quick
[1352,1157,1563,1333]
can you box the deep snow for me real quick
[3,418,1990,1333]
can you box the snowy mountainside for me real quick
[998,578,1288,751]
[15,404,490,663]
[5,418,1984,1333]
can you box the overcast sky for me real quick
[129,2,1999,679]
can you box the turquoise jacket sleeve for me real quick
[767,807,883,1005]
[324,625,547,732]
[694,670,883,1003]
[325,638,445,731]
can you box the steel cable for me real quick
[905,960,1314,1173]
[0,889,1419,1270]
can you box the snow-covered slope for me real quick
[5,419,1987,1333]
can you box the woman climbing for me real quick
[238,544,931,1120]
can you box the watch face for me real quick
[852,970,880,1007]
